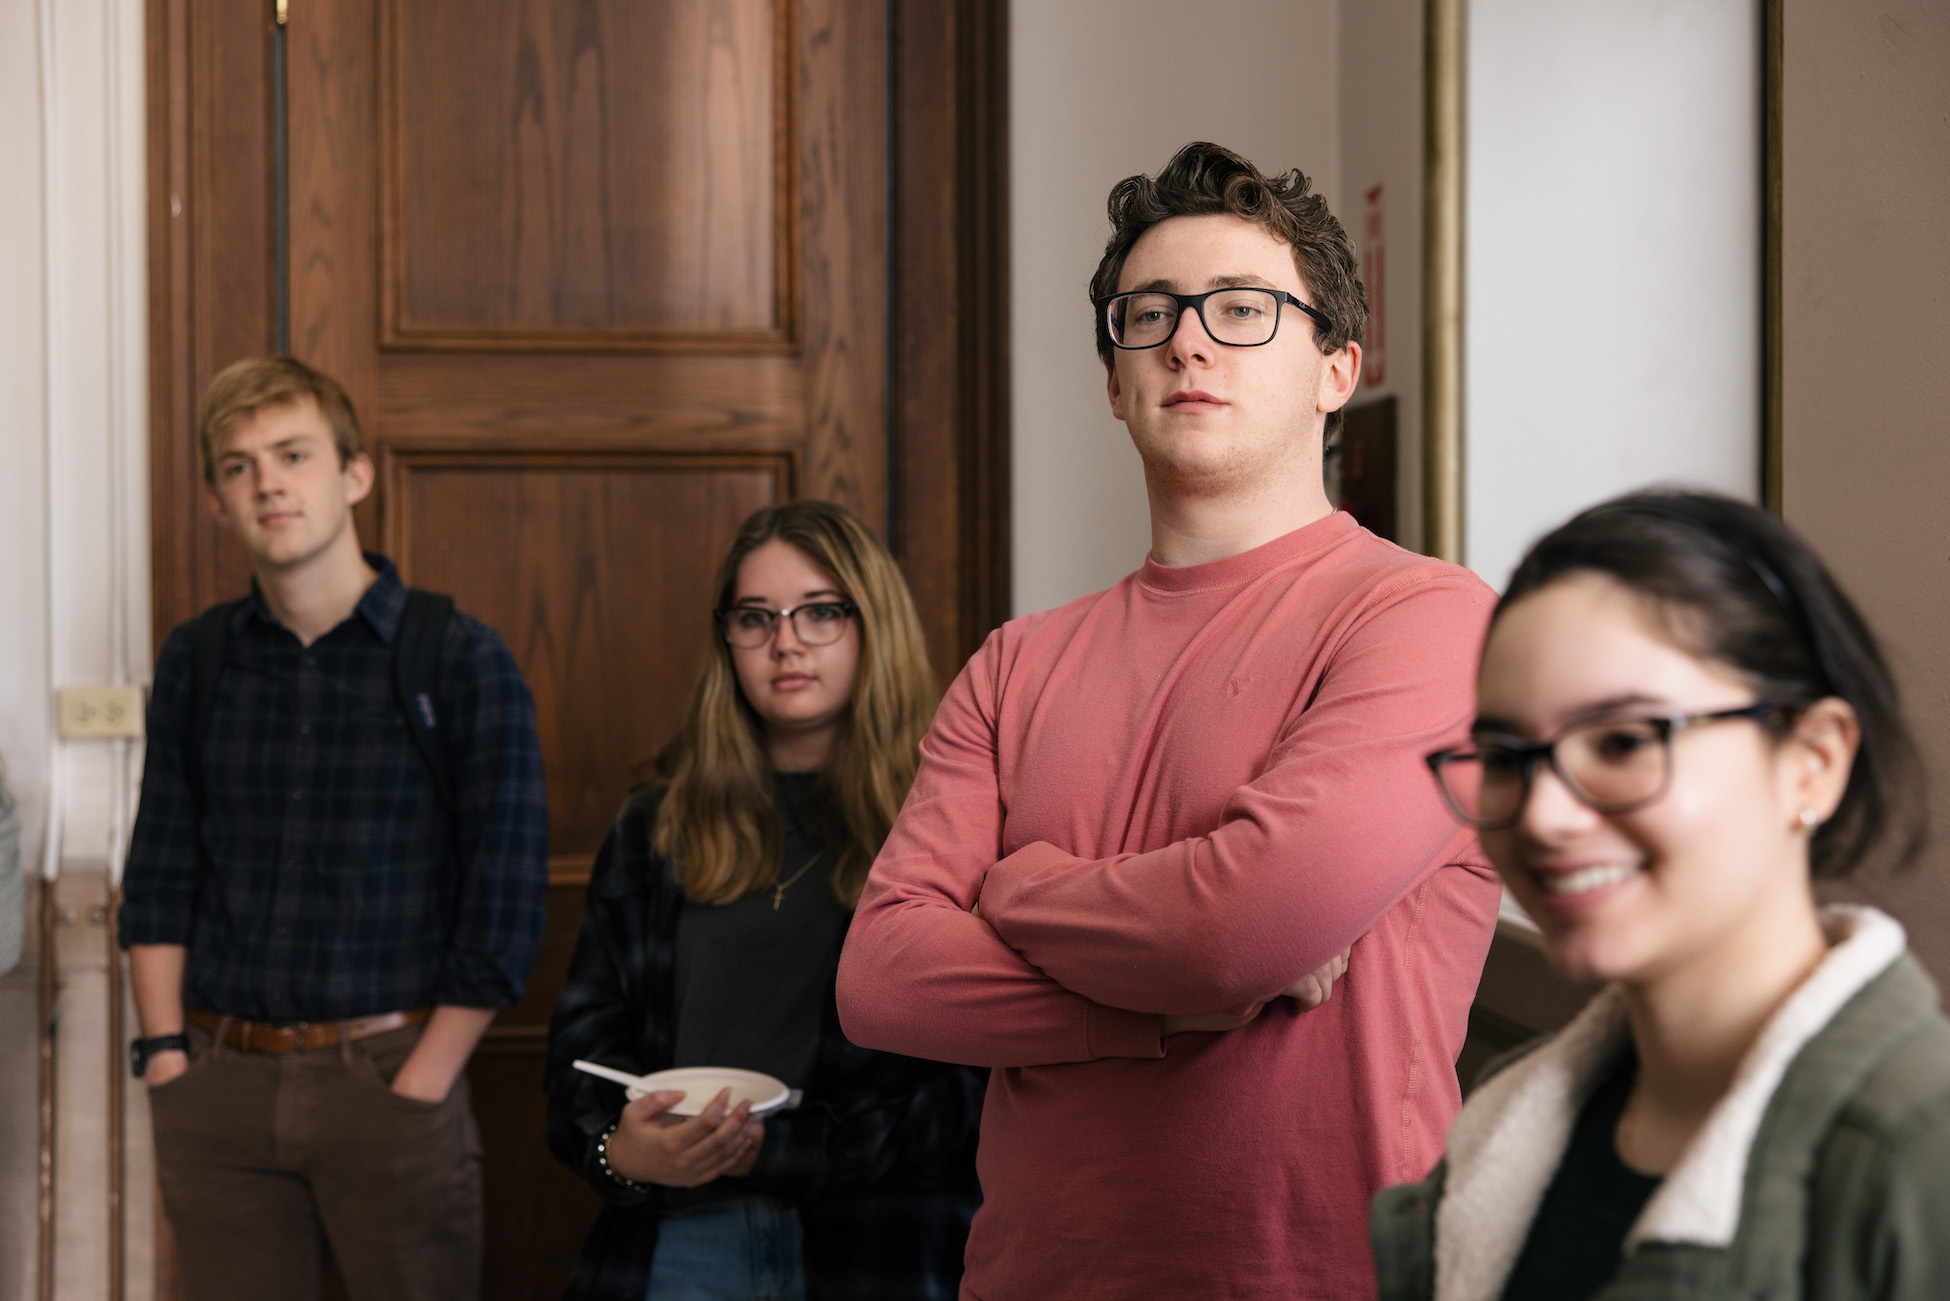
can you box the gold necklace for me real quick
[772,856,819,910]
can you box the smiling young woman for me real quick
[544,501,983,1301]
[1373,490,1950,1301]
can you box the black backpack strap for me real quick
[187,599,247,815]
[393,589,458,814]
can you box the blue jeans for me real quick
[647,1196,806,1301]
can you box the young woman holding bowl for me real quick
[547,500,983,1300]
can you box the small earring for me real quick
[1798,808,1820,831]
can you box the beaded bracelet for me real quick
[596,1119,653,1194]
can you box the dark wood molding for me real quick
[1761,0,1784,514]
[108,888,127,1301]
[147,0,284,645]
[378,445,799,573]
[36,880,53,1301]
[889,0,1011,674]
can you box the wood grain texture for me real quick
[382,0,791,349]
[386,449,789,859]
[790,0,886,525]
[374,352,807,447]
[888,0,1010,680]
[288,0,382,544]
[148,0,283,642]
[467,1014,601,1301]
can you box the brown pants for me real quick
[148,1021,483,1301]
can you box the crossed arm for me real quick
[835,579,1486,1069]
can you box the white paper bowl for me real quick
[624,1066,791,1116]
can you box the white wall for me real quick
[1,3,151,1299]
[0,1,51,889]
[1464,0,1760,590]
[2,0,150,882]
[1009,0,1343,615]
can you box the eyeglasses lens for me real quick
[1440,719,1670,828]
[720,604,852,648]
[1555,719,1668,808]
[1109,289,1280,348]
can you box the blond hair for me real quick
[197,355,363,486]
[650,501,935,907]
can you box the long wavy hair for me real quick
[649,500,936,907]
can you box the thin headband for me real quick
[1600,497,1832,693]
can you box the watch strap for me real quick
[131,1033,190,1077]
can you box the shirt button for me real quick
[298,723,311,735]
[289,790,303,801]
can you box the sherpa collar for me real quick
[1431,904,1907,1301]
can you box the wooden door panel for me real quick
[470,1026,601,1300]
[388,452,790,858]
[384,0,790,345]
[373,353,808,446]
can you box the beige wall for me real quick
[1339,0,1425,553]
[1008,0,1343,615]
[1781,0,1950,981]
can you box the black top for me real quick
[544,792,986,1301]
[118,555,549,1019]
[672,771,852,1089]
[1502,1052,1663,1301]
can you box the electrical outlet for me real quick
[57,686,146,739]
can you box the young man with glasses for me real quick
[838,143,1502,1298]
[119,355,548,1301]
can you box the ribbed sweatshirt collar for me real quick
[1136,510,1357,595]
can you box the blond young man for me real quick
[121,356,547,1301]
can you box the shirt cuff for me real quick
[1085,1001,1165,1060]
[432,953,523,1009]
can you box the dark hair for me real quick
[1089,142,1367,440]
[1498,489,1927,878]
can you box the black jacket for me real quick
[545,794,985,1300]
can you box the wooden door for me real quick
[146,2,1007,1296]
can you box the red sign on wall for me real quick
[1362,184,1385,388]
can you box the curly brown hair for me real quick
[1089,142,1367,437]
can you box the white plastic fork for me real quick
[571,1059,652,1091]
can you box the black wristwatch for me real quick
[130,1034,190,1078]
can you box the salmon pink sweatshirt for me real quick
[836,513,1503,1300]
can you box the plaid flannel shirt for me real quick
[545,794,984,1301]
[119,557,549,1017]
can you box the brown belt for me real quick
[188,1007,431,1053]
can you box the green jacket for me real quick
[1372,907,1950,1301]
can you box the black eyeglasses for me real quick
[1425,702,1786,831]
[1095,287,1332,350]
[714,601,858,649]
